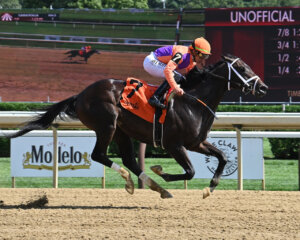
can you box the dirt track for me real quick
[0,188,299,240]
[0,46,158,102]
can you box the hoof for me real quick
[160,190,173,199]
[150,165,163,176]
[124,173,134,195]
[120,168,134,195]
[203,187,211,199]
[125,180,134,195]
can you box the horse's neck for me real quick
[190,72,227,112]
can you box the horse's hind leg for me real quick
[113,128,173,199]
[91,129,135,195]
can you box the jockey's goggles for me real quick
[196,51,210,60]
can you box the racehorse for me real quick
[64,49,100,63]
[8,54,268,199]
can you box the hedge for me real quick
[1,102,299,112]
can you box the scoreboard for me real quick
[264,26,300,92]
[205,7,300,103]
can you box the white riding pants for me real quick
[143,52,183,86]
[143,52,166,78]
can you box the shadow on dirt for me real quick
[60,61,85,64]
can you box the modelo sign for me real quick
[187,137,263,179]
[11,136,103,177]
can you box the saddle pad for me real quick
[120,77,167,124]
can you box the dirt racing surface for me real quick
[0,188,299,240]
[0,46,158,102]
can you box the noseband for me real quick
[227,58,260,95]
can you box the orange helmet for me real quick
[191,37,211,55]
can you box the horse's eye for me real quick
[240,66,245,72]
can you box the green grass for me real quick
[0,156,298,191]
[0,21,202,40]
[263,138,274,159]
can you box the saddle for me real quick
[79,50,84,56]
[120,77,172,148]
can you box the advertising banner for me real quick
[187,137,263,179]
[11,136,103,177]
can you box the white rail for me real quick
[1,130,300,138]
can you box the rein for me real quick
[184,93,218,120]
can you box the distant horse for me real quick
[8,54,268,199]
[64,49,100,63]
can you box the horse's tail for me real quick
[7,95,78,138]
[64,51,72,54]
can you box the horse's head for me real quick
[222,54,268,97]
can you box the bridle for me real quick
[226,58,260,95]
[185,57,261,119]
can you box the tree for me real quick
[133,0,148,9]
[67,0,102,9]
[148,0,162,9]
[148,0,300,9]
[20,0,148,9]
[102,0,148,9]
[0,0,21,9]
[20,0,52,8]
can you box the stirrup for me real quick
[148,96,166,109]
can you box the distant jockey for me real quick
[80,46,92,55]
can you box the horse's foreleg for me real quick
[151,145,195,182]
[190,141,227,198]
[114,128,172,199]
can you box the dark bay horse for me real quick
[8,54,268,199]
[64,49,100,63]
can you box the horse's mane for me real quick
[181,59,224,90]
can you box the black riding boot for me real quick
[148,80,170,109]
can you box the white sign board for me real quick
[187,137,263,179]
[11,136,103,177]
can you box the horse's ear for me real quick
[222,54,235,62]
[221,55,230,61]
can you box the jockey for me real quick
[143,37,211,109]
[81,46,91,53]
[86,45,91,53]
